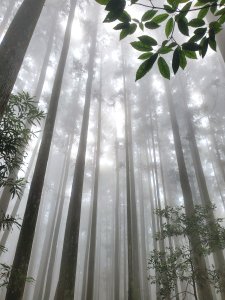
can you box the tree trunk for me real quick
[31,135,71,300]
[164,80,213,300]
[114,133,121,300]
[0,0,46,117]
[0,7,58,214]
[137,149,151,300]
[180,81,225,300]
[122,52,141,300]
[5,1,77,298]
[0,133,41,249]
[0,0,17,37]
[54,7,99,299]
[86,67,102,300]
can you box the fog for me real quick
[1,0,225,299]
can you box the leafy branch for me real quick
[96,0,225,80]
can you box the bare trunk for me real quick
[0,0,46,116]
[181,84,225,299]
[86,69,102,300]
[0,7,58,214]
[54,9,98,299]
[122,52,141,300]
[164,80,213,300]
[114,134,121,300]
[0,0,17,37]
[5,1,77,298]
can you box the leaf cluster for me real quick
[155,204,225,254]
[0,92,45,198]
[95,0,225,79]
[0,212,21,231]
[148,205,225,297]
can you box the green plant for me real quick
[95,0,225,79]
[0,92,44,198]
[148,205,225,299]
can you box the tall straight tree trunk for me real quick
[54,8,99,299]
[0,133,41,249]
[0,0,46,117]
[5,1,77,298]
[150,103,171,300]
[80,155,97,300]
[86,68,102,300]
[137,150,151,300]
[164,80,213,300]
[209,118,225,186]
[155,110,179,300]
[42,66,84,300]
[180,81,225,299]
[114,133,120,300]
[0,0,17,37]
[32,135,71,300]
[0,7,58,214]
[122,52,141,300]
[145,138,161,300]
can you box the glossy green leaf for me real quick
[136,53,158,80]
[158,57,170,79]
[165,18,174,38]
[138,35,157,46]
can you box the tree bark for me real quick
[5,1,77,298]
[0,0,46,117]
[86,67,102,300]
[0,0,17,37]
[0,7,58,214]
[122,52,141,300]
[114,133,121,300]
[180,80,225,300]
[54,8,99,299]
[164,80,213,300]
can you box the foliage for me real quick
[0,212,21,288]
[0,92,45,198]
[0,213,21,231]
[148,205,225,299]
[95,0,225,80]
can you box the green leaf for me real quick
[131,41,153,51]
[145,21,160,29]
[165,18,174,38]
[209,37,217,51]
[120,28,130,40]
[188,18,205,27]
[118,11,131,22]
[95,0,109,4]
[199,37,208,57]
[198,7,209,19]
[136,53,158,81]
[104,11,119,23]
[158,46,173,54]
[158,57,170,79]
[184,50,197,59]
[182,42,200,51]
[138,52,153,60]
[179,50,187,69]
[129,23,137,34]
[138,35,157,46]
[177,17,189,36]
[141,10,157,22]
[189,27,207,42]
[164,4,176,13]
[114,23,129,30]
[152,13,169,23]
[172,47,180,74]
